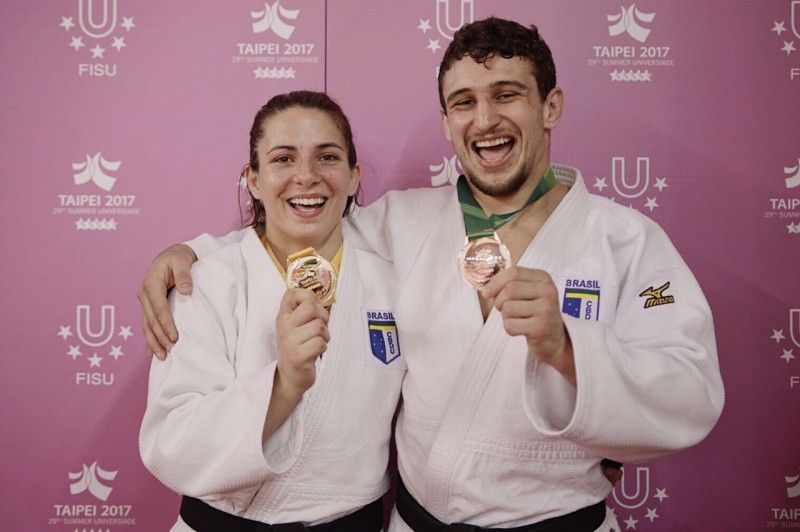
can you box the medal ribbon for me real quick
[456,166,556,240]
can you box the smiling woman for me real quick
[139,91,403,532]
[243,101,361,268]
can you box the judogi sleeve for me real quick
[139,258,302,508]
[186,229,248,260]
[524,221,725,463]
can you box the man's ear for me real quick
[440,108,453,142]
[542,87,564,130]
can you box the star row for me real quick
[254,67,297,79]
[58,325,134,341]
[610,70,652,82]
[66,346,125,366]
[69,36,127,53]
[75,219,118,230]
[60,16,136,33]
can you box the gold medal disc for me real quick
[458,235,511,289]
[286,253,337,306]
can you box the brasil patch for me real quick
[562,283,600,321]
[365,310,401,365]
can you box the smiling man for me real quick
[138,17,724,531]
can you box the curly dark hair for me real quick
[437,17,557,111]
[240,90,361,229]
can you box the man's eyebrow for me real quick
[445,80,529,106]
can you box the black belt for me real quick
[396,477,605,532]
[180,495,383,532]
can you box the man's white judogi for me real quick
[348,165,723,530]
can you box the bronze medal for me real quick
[286,249,337,306]
[457,234,511,290]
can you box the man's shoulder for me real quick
[352,185,453,226]
[191,230,253,284]
[377,185,452,209]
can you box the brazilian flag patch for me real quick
[365,310,401,365]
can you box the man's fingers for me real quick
[173,268,193,296]
[138,293,173,358]
[151,297,179,345]
[481,266,543,300]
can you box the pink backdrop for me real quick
[1,1,798,530]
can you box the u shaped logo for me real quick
[435,0,474,40]
[76,305,116,347]
[78,0,118,39]
[611,157,651,199]
[613,466,651,509]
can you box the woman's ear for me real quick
[348,163,362,196]
[245,165,261,200]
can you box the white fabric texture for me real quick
[347,165,723,530]
[140,229,404,526]
[182,165,723,530]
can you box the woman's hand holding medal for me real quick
[481,266,576,387]
[275,288,331,398]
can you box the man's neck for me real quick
[469,164,553,217]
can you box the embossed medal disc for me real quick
[286,254,337,306]
[457,235,511,289]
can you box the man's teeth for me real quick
[475,137,511,148]
[290,198,325,206]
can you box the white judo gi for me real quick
[139,229,405,530]
[184,165,724,531]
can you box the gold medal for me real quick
[457,234,511,290]
[285,247,337,306]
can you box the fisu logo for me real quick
[59,0,135,76]
[76,305,116,347]
[78,0,118,39]
[73,152,120,192]
[69,461,118,501]
[769,309,799,388]
[435,0,474,40]
[611,466,668,528]
[417,0,474,56]
[58,305,133,384]
[251,1,300,39]
[608,4,656,43]
[593,157,668,212]
[611,156,650,199]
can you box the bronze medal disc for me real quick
[458,235,511,289]
[286,254,337,306]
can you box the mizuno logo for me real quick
[639,281,675,308]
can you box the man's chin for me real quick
[466,171,528,199]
